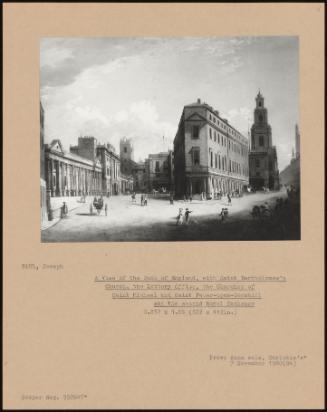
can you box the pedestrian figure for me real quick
[140,194,144,206]
[251,205,260,219]
[176,208,184,225]
[227,193,232,205]
[184,208,192,224]
[170,193,174,205]
[144,195,148,206]
[220,207,228,222]
[183,195,187,202]
[105,203,108,216]
[131,192,136,203]
[189,195,192,202]
[61,202,68,218]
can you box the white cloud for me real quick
[44,98,176,161]
[220,106,251,133]
[40,46,73,68]
[41,37,299,170]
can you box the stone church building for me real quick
[249,92,280,190]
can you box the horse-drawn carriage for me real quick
[93,197,104,215]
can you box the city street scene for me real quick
[40,37,300,242]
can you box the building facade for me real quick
[174,99,249,199]
[132,162,147,192]
[40,103,48,221]
[146,151,174,192]
[96,142,122,195]
[249,92,280,190]
[45,139,102,197]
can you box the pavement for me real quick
[41,190,289,242]
[41,196,94,231]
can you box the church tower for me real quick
[249,92,280,190]
[120,137,134,175]
[250,91,272,151]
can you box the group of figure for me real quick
[140,194,148,206]
[286,185,299,200]
[131,192,148,206]
[274,197,289,212]
[214,190,223,200]
[251,202,271,219]
[176,208,192,225]
[183,195,193,202]
[230,189,242,198]
[219,207,229,222]
[90,196,108,216]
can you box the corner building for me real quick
[174,99,249,199]
[146,151,174,192]
[249,92,280,190]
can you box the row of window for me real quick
[209,127,247,156]
[208,127,227,147]
[192,125,248,157]
[254,158,273,169]
[208,112,244,141]
[106,162,119,179]
[154,160,169,172]
[191,148,248,176]
[252,135,265,148]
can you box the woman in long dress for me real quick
[176,208,184,225]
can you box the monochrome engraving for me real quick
[40,37,300,241]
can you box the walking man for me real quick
[184,208,192,224]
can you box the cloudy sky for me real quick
[40,37,299,170]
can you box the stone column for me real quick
[67,164,71,196]
[56,161,61,196]
[75,167,78,196]
[54,161,58,196]
[49,159,54,197]
[207,177,211,198]
[202,178,207,197]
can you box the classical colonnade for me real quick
[46,157,102,197]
